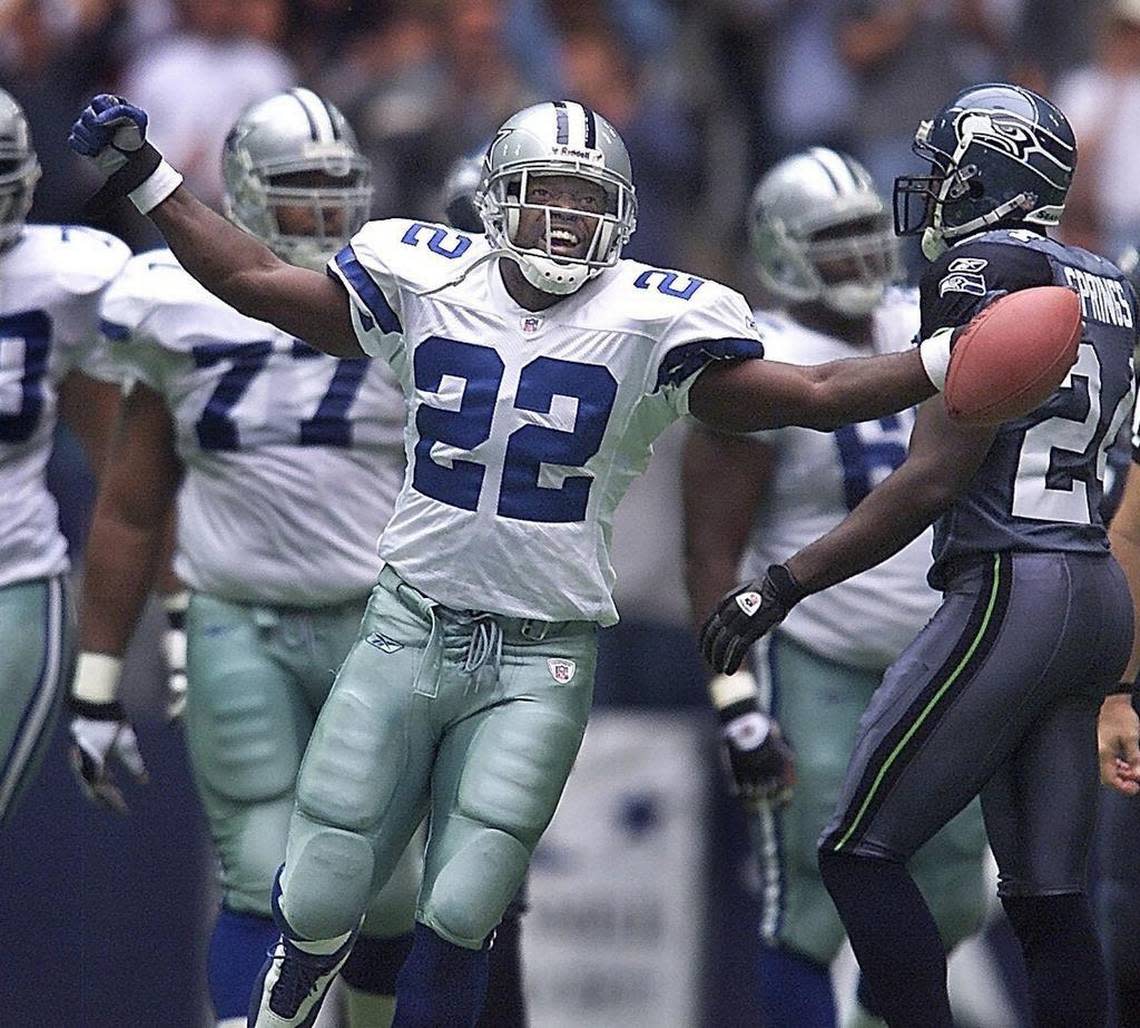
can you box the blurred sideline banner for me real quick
[524,710,708,1028]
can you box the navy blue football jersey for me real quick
[920,228,1138,586]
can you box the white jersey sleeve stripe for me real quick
[654,336,764,392]
[330,245,402,334]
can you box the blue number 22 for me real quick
[412,337,618,523]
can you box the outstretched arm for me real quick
[700,398,996,672]
[69,95,362,357]
[689,345,940,433]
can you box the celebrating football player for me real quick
[69,91,1027,1027]
[700,84,1138,1028]
[685,147,989,1027]
[0,88,129,827]
[66,89,421,1028]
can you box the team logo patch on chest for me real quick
[547,657,577,683]
[366,631,404,654]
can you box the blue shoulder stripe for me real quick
[654,337,764,392]
[100,317,130,341]
[331,245,402,334]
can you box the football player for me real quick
[0,88,129,826]
[65,89,421,1028]
[70,94,978,1028]
[684,147,989,1027]
[701,83,1137,1027]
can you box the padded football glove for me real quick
[700,563,807,674]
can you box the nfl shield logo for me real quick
[547,658,576,684]
[521,315,543,334]
[735,591,763,617]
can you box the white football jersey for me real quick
[743,290,939,668]
[101,250,406,606]
[0,225,129,588]
[328,219,764,625]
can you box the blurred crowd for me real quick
[4,0,1138,290]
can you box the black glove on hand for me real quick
[718,696,797,809]
[700,563,807,674]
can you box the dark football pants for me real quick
[821,551,1132,897]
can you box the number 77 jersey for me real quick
[329,218,765,625]
[919,228,1138,588]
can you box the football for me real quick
[943,286,1082,425]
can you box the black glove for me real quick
[712,675,797,809]
[700,563,807,674]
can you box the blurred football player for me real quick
[685,147,989,1028]
[701,83,1137,1027]
[66,89,421,1028]
[70,94,977,1028]
[0,88,129,826]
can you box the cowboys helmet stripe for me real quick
[582,103,597,148]
[290,87,336,143]
[553,100,570,144]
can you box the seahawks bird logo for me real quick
[956,112,1036,161]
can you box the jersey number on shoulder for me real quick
[833,413,912,510]
[1011,342,1133,524]
[412,336,618,523]
[0,311,51,444]
[192,341,369,451]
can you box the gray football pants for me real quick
[279,567,597,949]
[821,551,1133,897]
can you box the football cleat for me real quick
[247,930,357,1028]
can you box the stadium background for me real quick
[1,0,1135,1024]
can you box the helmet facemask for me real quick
[0,104,40,253]
[225,154,372,272]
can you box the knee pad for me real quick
[420,827,530,949]
[279,826,375,941]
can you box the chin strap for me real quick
[411,246,513,298]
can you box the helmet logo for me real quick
[957,112,1035,161]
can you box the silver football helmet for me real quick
[222,88,372,271]
[477,100,637,295]
[749,147,899,318]
[442,148,486,234]
[0,89,40,252]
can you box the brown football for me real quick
[943,286,1082,425]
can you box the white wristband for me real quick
[708,669,760,712]
[73,652,124,704]
[128,158,183,214]
[918,326,954,392]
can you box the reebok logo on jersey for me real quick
[547,658,576,684]
[939,272,986,297]
[947,257,989,274]
[366,631,403,654]
[736,591,763,617]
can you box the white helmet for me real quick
[0,89,40,253]
[222,88,372,271]
[749,147,899,318]
[478,100,637,295]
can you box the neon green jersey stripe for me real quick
[833,554,1002,853]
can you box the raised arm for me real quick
[688,345,939,433]
[699,397,996,673]
[68,95,362,357]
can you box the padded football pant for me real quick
[184,591,421,937]
[278,566,596,950]
[0,576,69,825]
[820,552,1133,897]
[748,632,988,966]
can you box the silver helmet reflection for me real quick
[749,147,899,318]
[478,101,637,295]
[222,88,372,271]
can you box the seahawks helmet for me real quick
[894,83,1076,261]
[477,100,637,294]
[0,89,40,252]
[749,147,899,318]
[222,88,372,271]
